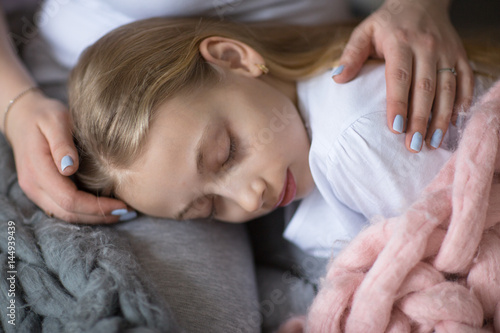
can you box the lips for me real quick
[273,168,297,209]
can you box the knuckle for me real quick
[60,213,77,223]
[344,45,361,58]
[441,80,456,94]
[393,28,410,44]
[434,113,452,125]
[51,141,70,157]
[417,78,435,94]
[352,24,369,39]
[412,114,430,125]
[390,68,410,84]
[59,195,76,212]
[420,33,437,51]
[388,99,408,112]
[344,30,368,57]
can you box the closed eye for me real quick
[207,134,237,220]
[222,134,236,169]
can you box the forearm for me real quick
[0,6,37,134]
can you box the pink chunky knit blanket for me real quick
[279,79,500,333]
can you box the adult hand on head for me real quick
[333,0,473,152]
[5,90,134,224]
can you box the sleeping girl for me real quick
[68,17,498,259]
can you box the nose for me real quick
[213,175,266,213]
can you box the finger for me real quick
[39,109,79,176]
[18,156,125,224]
[333,23,373,83]
[405,52,437,152]
[35,180,134,224]
[34,156,131,219]
[15,120,134,224]
[452,57,474,125]
[384,43,413,135]
[35,191,124,224]
[425,66,457,149]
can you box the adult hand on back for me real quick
[333,0,473,152]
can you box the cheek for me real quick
[274,119,309,157]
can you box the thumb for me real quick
[41,110,80,176]
[333,23,374,84]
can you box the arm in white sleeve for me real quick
[327,110,453,220]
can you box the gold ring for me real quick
[45,211,54,218]
[437,67,457,76]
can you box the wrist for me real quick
[0,75,37,132]
[2,86,41,144]
[0,53,38,130]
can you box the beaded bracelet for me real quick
[3,86,39,143]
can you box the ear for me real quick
[199,36,265,77]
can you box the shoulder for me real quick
[297,62,388,150]
[309,109,402,202]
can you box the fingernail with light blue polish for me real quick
[410,132,423,152]
[61,155,74,172]
[392,115,404,133]
[430,129,443,148]
[111,209,128,216]
[111,209,137,221]
[331,65,344,78]
[118,211,137,221]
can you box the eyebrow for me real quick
[174,123,212,220]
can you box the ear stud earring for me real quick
[255,63,269,74]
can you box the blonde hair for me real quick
[69,17,352,195]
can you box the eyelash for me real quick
[223,135,237,169]
[208,135,237,220]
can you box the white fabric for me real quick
[284,63,456,258]
[37,0,351,69]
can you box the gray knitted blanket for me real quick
[0,135,178,333]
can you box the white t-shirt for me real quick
[284,63,458,258]
[36,0,351,69]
